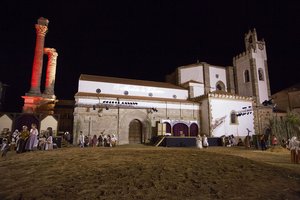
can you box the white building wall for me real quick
[210,98,254,138]
[234,54,253,97]
[179,65,204,85]
[200,99,210,135]
[40,116,58,134]
[209,66,227,92]
[79,80,188,100]
[189,83,205,98]
[252,50,269,103]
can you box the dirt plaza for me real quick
[0,146,299,200]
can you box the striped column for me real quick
[28,17,48,95]
[43,48,58,97]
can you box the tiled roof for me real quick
[191,91,253,101]
[79,74,185,90]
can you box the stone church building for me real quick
[73,29,272,145]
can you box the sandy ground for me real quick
[0,145,299,200]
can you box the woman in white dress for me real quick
[25,123,39,151]
[202,134,209,148]
[196,134,203,149]
[79,131,84,148]
[45,131,53,150]
[111,134,117,147]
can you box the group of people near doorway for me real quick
[1,123,54,157]
[78,131,117,148]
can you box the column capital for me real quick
[44,48,58,57]
[35,24,48,36]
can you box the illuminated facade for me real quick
[73,29,271,145]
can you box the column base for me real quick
[27,87,42,96]
[22,96,43,113]
[22,95,56,114]
[43,88,56,99]
[42,93,56,99]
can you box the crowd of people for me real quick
[1,125,299,164]
[0,124,54,157]
[78,131,118,148]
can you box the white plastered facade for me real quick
[74,29,272,144]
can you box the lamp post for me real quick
[88,116,91,137]
[117,98,120,145]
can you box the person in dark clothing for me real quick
[260,134,267,150]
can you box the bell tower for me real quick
[233,29,271,105]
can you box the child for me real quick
[1,138,10,157]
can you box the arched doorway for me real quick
[216,81,225,91]
[190,123,199,136]
[164,122,171,134]
[13,114,39,131]
[173,123,188,136]
[129,119,142,144]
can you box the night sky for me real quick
[0,0,299,112]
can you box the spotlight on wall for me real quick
[262,98,273,106]
[152,108,158,112]
[96,88,101,94]
[98,108,103,117]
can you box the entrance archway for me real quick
[13,114,39,131]
[164,122,171,134]
[173,123,188,136]
[190,123,199,136]
[129,119,142,144]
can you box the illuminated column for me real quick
[28,17,49,95]
[43,48,58,98]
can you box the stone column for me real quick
[43,48,58,97]
[28,17,49,95]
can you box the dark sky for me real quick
[0,0,299,112]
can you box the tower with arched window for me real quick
[233,29,271,105]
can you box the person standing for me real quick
[45,131,53,150]
[202,134,209,148]
[64,131,71,144]
[260,134,267,151]
[79,131,84,148]
[107,134,112,147]
[1,138,10,157]
[288,136,300,164]
[196,134,203,149]
[91,135,97,147]
[10,129,19,151]
[271,135,278,146]
[111,134,117,147]
[25,123,39,151]
[97,134,103,147]
[244,135,251,148]
[16,126,30,153]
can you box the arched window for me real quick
[244,70,250,82]
[230,111,238,124]
[258,68,264,81]
[215,81,225,91]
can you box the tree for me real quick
[285,111,300,139]
[269,111,300,141]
